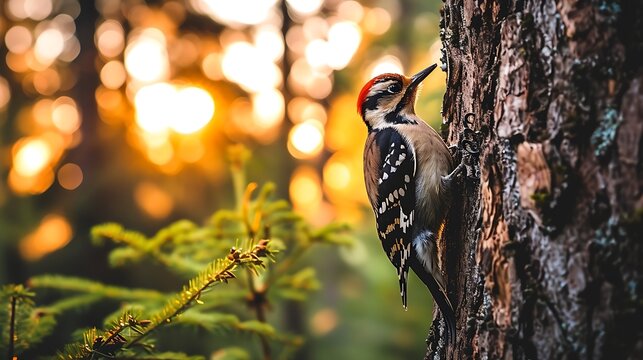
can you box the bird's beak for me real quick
[395,64,437,113]
[408,63,438,91]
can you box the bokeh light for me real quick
[134,83,214,135]
[192,0,278,27]
[289,165,323,211]
[310,308,339,336]
[323,157,351,191]
[252,89,285,129]
[287,0,323,16]
[135,82,176,133]
[34,28,65,66]
[337,1,364,22]
[125,29,170,83]
[57,163,83,190]
[13,138,52,177]
[201,52,224,80]
[19,214,73,261]
[5,26,33,54]
[326,21,361,70]
[363,8,392,35]
[369,55,404,78]
[51,96,81,134]
[134,181,174,219]
[24,0,53,21]
[0,77,11,109]
[222,41,282,93]
[288,120,324,159]
[100,60,127,89]
[172,86,215,134]
[96,20,125,58]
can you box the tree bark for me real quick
[429,0,643,359]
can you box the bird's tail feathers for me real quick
[410,257,456,343]
[398,268,409,310]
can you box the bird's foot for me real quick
[457,113,485,180]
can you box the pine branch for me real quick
[91,223,204,275]
[246,268,272,360]
[56,313,151,360]
[275,267,321,301]
[42,294,102,315]
[30,275,166,302]
[125,241,274,348]
[8,291,16,359]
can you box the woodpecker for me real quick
[358,64,462,342]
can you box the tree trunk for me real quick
[429,0,643,359]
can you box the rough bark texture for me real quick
[428,0,643,359]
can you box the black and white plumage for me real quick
[370,128,416,309]
[359,64,461,342]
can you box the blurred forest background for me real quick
[0,0,447,358]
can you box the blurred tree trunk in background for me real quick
[430,0,643,359]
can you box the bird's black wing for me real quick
[372,127,416,309]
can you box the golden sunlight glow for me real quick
[96,20,125,58]
[57,163,83,190]
[325,95,365,151]
[51,96,81,134]
[288,119,324,159]
[326,21,361,70]
[135,82,175,133]
[8,167,55,195]
[59,35,81,63]
[193,0,277,27]
[306,75,332,99]
[125,29,169,83]
[285,26,306,54]
[303,17,328,41]
[202,52,223,80]
[33,99,54,127]
[0,77,10,110]
[24,0,53,20]
[323,157,351,190]
[222,41,281,93]
[290,166,322,209]
[135,83,214,134]
[6,53,28,73]
[178,138,206,163]
[172,86,215,134]
[7,0,28,19]
[13,138,52,177]
[287,0,323,16]
[5,26,33,54]
[363,8,392,35]
[305,39,329,68]
[33,68,61,96]
[337,1,364,22]
[287,97,327,124]
[310,308,339,336]
[369,55,404,78]
[134,181,174,219]
[100,60,127,89]
[288,58,313,93]
[34,28,65,66]
[19,214,72,261]
[254,26,285,62]
[252,89,285,129]
[147,142,174,166]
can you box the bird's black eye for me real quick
[387,83,402,94]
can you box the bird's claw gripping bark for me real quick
[455,113,484,180]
